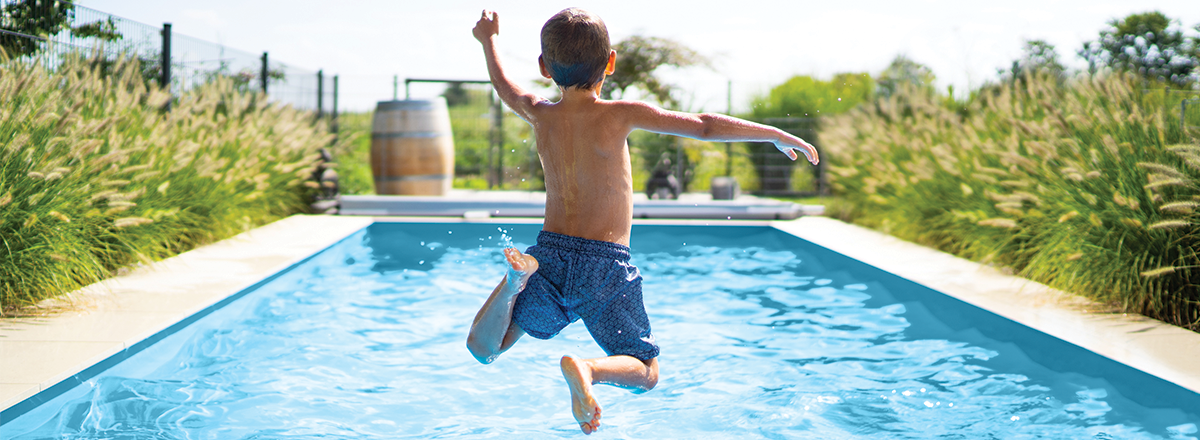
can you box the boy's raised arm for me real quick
[473,10,541,122]
[625,102,819,164]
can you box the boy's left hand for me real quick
[775,138,819,165]
[473,10,500,43]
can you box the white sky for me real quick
[80,0,1200,113]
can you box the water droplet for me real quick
[1010,416,1020,421]
[418,260,425,264]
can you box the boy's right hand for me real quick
[473,10,500,43]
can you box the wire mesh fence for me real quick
[400,80,540,190]
[3,0,824,198]
[0,0,332,113]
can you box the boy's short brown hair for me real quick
[540,8,610,90]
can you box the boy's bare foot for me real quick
[503,248,538,292]
[561,355,601,434]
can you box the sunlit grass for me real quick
[821,72,1200,330]
[0,54,341,315]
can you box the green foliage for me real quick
[601,35,708,107]
[328,112,374,195]
[822,71,1200,331]
[1079,11,1200,86]
[70,16,121,41]
[749,73,873,120]
[0,54,338,314]
[0,0,74,57]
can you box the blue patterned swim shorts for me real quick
[511,231,659,361]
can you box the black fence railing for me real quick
[0,0,335,114]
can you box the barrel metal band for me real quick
[375,174,451,182]
[372,132,446,139]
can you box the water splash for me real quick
[497,227,515,249]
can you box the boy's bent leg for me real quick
[560,355,659,434]
[466,248,537,364]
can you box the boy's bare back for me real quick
[473,10,817,248]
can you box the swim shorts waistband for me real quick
[535,231,631,261]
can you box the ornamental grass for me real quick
[0,54,339,315]
[822,72,1200,331]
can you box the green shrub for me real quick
[0,54,338,314]
[822,71,1199,330]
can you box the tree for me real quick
[1000,39,1066,84]
[600,35,708,107]
[1078,11,1199,86]
[0,0,74,57]
[876,55,936,99]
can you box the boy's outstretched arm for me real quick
[473,10,541,123]
[624,102,819,164]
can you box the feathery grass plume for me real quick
[1144,179,1193,190]
[1137,162,1186,179]
[1141,266,1176,278]
[0,192,11,207]
[1058,211,1079,223]
[113,217,153,228]
[1121,218,1143,228]
[978,218,1018,228]
[1148,220,1192,230]
[1160,201,1199,213]
[1067,253,1083,261]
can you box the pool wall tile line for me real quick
[0,215,374,416]
[773,216,1200,395]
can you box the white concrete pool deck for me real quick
[2,214,1198,414]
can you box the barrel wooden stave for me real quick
[370,98,455,196]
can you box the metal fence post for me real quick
[331,75,339,135]
[494,94,504,189]
[160,23,171,103]
[316,69,324,119]
[260,52,268,94]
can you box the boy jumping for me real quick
[465,8,818,434]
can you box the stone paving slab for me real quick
[773,216,1200,394]
[0,215,374,412]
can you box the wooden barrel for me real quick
[370,98,455,195]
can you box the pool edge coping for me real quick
[772,216,1200,396]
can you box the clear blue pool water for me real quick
[4,223,1199,439]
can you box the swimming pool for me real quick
[3,222,1198,438]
